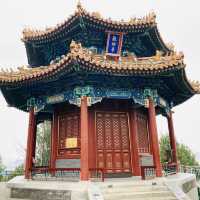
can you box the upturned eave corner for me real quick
[189,80,200,94]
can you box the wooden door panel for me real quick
[123,152,131,171]
[106,153,113,172]
[96,114,104,150]
[114,152,122,171]
[97,152,104,168]
[96,112,131,173]
[104,117,112,150]
[120,115,130,150]
[113,116,121,150]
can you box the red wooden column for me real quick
[88,110,96,169]
[50,111,58,170]
[148,98,162,177]
[25,108,36,179]
[167,111,178,167]
[129,109,141,176]
[31,123,37,161]
[80,96,89,181]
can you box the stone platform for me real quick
[5,173,198,200]
[0,182,29,200]
[7,176,88,200]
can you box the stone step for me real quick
[7,198,30,200]
[102,185,169,193]
[103,190,175,200]
[99,181,164,189]
[105,197,177,200]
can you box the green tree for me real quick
[160,134,199,166]
[7,164,24,181]
[35,121,51,166]
[0,155,5,181]
[160,134,172,163]
[177,144,199,166]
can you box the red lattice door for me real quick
[96,112,131,173]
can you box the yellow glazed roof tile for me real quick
[0,41,186,85]
[22,3,156,42]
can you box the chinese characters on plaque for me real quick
[106,32,123,57]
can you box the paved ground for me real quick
[0,182,10,200]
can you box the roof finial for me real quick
[77,0,83,12]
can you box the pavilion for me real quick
[0,2,199,181]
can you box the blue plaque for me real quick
[106,32,123,56]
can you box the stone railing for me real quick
[179,165,200,181]
[162,163,177,176]
[31,167,105,182]
[141,166,156,180]
[179,165,200,200]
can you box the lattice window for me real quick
[113,115,121,149]
[137,113,150,153]
[58,116,66,149]
[96,114,104,149]
[105,114,112,150]
[58,113,80,150]
[120,114,129,149]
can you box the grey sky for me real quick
[0,0,199,168]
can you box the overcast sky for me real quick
[0,0,200,169]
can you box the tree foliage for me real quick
[35,121,51,166]
[177,144,199,166]
[0,155,5,181]
[160,134,199,166]
[160,134,173,163]
[6,164,24,181]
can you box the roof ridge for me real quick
[69,41,184,69]
[22,4,156,41]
